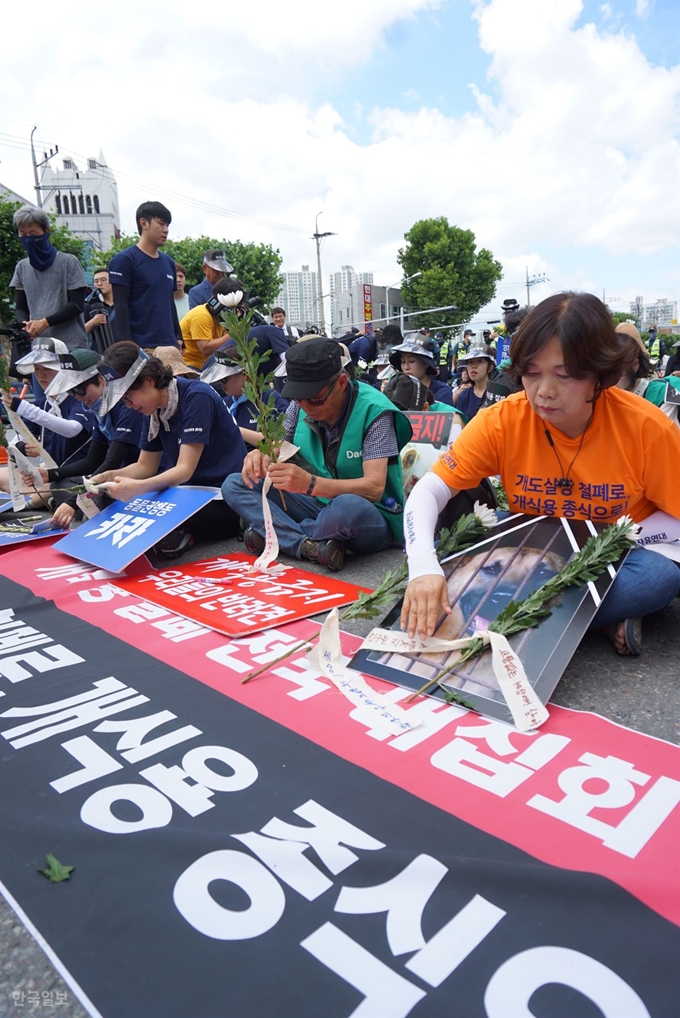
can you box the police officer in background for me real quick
[436,332,452,382]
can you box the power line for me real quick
[0,131,309,236]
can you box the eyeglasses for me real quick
[298,376,341,408]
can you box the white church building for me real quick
[41,151,121,252]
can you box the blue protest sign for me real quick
[496,336,511,364]
[54,487,215,572]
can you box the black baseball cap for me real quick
[282,338,343,400]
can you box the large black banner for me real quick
[0,575,678,1017]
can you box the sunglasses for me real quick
[71,382,93,398]
[298,375,340,408]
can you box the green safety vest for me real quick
[293,381,413,544]
[438,340,450,365]
[648,338,661,360]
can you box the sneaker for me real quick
[300,538,346,572]
[154,528,194,560]
[243,527,266,555]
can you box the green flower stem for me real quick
[406,518,638,702]
[241,508,496,683]
[241,639,314,684]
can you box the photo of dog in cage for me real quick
[352,515,619,722]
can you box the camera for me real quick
[244,295,266,326]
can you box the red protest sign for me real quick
[111,553,369,636]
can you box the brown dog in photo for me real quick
[384,544,565,699]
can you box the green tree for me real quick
[397,217,503,332]
[99,232,283,310]
[0,196,87,325]
[612,311,639,328]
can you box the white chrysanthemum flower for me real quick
[615,515,641,539]
[217,290,243,308]
[473,501,498,529]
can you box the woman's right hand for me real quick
[242,450,271,488]
[400,574,451,640]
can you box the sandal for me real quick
[603,617,642,656]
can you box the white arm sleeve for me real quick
[16,400,84,438]
[404,472,453,581]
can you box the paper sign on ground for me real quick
[112,552,369,636]
[55,487,215,572]
[351,514,623,727]
[401,411,462,500]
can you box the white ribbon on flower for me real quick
[10,445,44,491]
[360,627,549,733]
[307,608,421,734]
[5,451,27,512]
[251,440,300,573]
[76,492,101,519]
[5,406,58,468]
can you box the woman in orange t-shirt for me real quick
[401,292,680,655]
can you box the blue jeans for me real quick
[590,546,680,628]
[221,473,394,559]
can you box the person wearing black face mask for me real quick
[10,205,88,352]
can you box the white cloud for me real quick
[634,0,654,18]
[0,0,676,317]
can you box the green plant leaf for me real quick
[39,854,74,883]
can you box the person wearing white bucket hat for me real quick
[90,341,247,559]
[0,337,95,500]
[200,350,288,451]
[21,349,145,527]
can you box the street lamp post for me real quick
[381,271,423,331]
[312,212,336,336]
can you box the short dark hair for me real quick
[175,263,186,275]
[504,307,528,335]
[103,341,173,390]
[271,307,285,316]
[213,277,246,298]
[93,267,109,277]
[618,332,653,382]
[135,201,172,234]
[509,292,625,391]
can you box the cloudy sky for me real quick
[0,0,678,323]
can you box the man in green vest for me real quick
[222,338,412,571]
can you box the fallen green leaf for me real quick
[39,854,74,883]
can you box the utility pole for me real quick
[312,212,335,335]
[602,290,619,307]
[30,127,59,208]
[525,265,548,308]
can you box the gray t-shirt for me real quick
[11,252,87,351]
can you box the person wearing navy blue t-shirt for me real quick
[108,201,181,349]
[91,342,247,558]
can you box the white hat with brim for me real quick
[201,357,244,385]
[98,349,150,416]
[15,337,69,373]
[45,357,101,398]
[457,346,495,365]
[388,341,438,377]
[273,336,350,379]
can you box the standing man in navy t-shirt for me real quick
[109,201,181,350]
